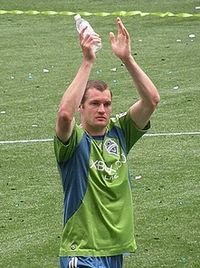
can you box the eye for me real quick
[91,101,100,107]
[104,102,111,107]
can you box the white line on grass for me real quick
[0,132,200,145]
[145,131,200,137]
[0,138,53,145]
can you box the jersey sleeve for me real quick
[114,110,150,153]
[54,124,84,163]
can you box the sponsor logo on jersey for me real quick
[90,152,127,182]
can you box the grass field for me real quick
[0,0,200,267]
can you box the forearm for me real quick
[122,55,160,106]
[58,60,93,118]
[56,60,93,142]
[110,17,160,129]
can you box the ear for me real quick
[78,104,83,112]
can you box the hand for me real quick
[109,17,131,61]
[79,27,101,62]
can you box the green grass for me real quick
[0,0,200,267]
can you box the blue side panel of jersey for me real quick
[107,126,127,155]
[58,133,91,225]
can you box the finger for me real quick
[116,17,121,36]
[116,17,128,37]
[86,34,101,44]
[79,26,87,42]
[122,25,130,39]
[82,34,101,50]
[117,18,125,34]
[80,30,100,43]
[80,26,87,35]
[118,18,130,38]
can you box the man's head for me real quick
[80,80,112,105]
[79,80,112,135]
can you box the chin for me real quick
[95,122,107,130]
[97,120,107,126]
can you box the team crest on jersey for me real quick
[104,139,119,156]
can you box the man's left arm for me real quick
[123,56,160,129]
[109,18,160,129]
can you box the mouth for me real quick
[96,117,107,121]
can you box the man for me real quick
[54,17,160,268]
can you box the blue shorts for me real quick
[59,255,123,268]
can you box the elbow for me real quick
[151,91,160,109]
[144,94,160,114]
[153,93,160,107]
[56,108,74,138]
[57,108,73,125]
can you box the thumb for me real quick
[109,32,115,44]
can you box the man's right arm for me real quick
[56,60,93,143]
[56,30,100,143]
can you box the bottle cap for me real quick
[74,14,81,20]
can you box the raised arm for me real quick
[56,29,101,143]
[109,18,160,129]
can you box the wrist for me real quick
[81,58,94,69]
[121,54,135,65]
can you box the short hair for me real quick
[80,80,112,105]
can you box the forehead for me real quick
[86,88,112,101]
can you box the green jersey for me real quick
[54,111,150,257]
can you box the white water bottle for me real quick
[74,14,102,53]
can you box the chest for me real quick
[88,136,128,183]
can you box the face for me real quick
[80,88,112,135]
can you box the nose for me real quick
[97,104,105,113]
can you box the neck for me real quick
[81,124,107,136]
[86,128,106,136]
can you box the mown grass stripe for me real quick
[0,132,199,145]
